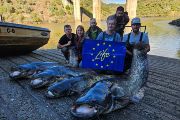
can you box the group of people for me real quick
[57,6,150,72]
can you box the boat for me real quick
[0,22,50,55]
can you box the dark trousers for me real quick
[124,53,133,72]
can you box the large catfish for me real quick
[46,75,94,98]
[9,62,58,80]
[45,74,112,98]
[30,66,96,88]
[71,48,149,119]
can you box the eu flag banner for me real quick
[82,39,126,72]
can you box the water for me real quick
[141,17,180,59]
[33,17,180,59]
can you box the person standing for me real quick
[110,6,129,37]
[57,25,75,63]
[86,18,102,40]
[123,17,150,71]
[123,18,150,103]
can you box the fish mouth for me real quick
[30,78,43,87]
[30,76,57,88]
[46,85,73,98]
[71,80,113,119]
[30,75,69,89]
[9,69,35,80]
[30,78,49,88]
[45,91,56,98]
[71,104,98,119]
[45,90,64,98]
[9,71,31,79]
[9,71,22,79]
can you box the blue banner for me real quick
[82,39,126,72]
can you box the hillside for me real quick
[0,0,120,23]
[0,0,73,23]
[0,0,179,23]
[137,0,180,17]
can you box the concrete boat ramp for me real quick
[0,49,180,120]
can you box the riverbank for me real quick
[32,17,180,59]
[0,49,180,120]
[169,18,180,27]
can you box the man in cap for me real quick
[123,17,150,71]
[110,6,129,37]
[123,17,150,103]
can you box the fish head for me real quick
[46,86,69,98]
[71,104,98,119]
[46,76,78,98]
[30,78,44,88]
[30,76,53,88]
[71,80,113,119]
[46,80,71,98]
[46,75,93,98]
[9,67,35,79]
[9,69,22,79]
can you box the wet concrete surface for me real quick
[0,49,180,120]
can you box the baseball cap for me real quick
[131,17,141,25]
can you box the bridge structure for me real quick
[62,0,137,22]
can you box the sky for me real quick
[102,0,126,4]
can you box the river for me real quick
[33,17,180,59]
